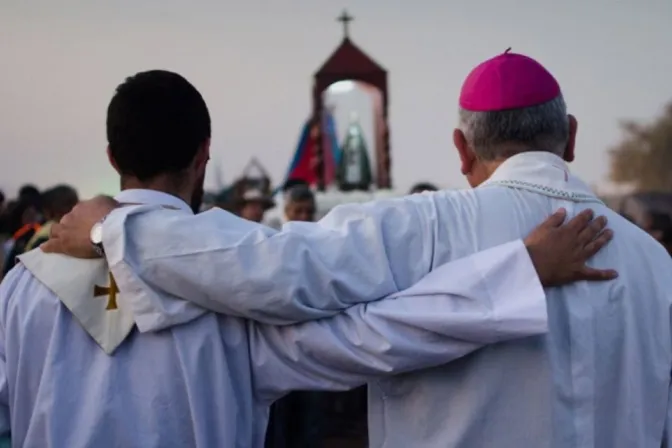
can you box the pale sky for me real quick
[1,0,671,198]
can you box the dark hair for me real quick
[42,184,79,218]
[18,185,41,210]
[286,186,315,203]
[0,198,10,234]
[0,190,4,204]
[283,179,309,192]
[409,182,438,194]
[107,70,211,181]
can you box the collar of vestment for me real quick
[115,189,193,213]
[18,189,192,355]
[480,151,604,204]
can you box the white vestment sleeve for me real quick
[249,240,547,403]
[104,196,443,326]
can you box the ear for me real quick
[563,115,577,162]
[193,139,211,175]
[107,146,121,174]
[453,129,475,175]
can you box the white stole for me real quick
[18,250,135,355]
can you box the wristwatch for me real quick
[90,215,107,257]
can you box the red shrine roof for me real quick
[315,37,386,77]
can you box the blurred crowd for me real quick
[618,193,672,256]
[0,184,79,279]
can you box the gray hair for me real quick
[458,95,569,160]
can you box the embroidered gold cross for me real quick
[94,273,119,310]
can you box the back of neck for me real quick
[120,176,191,206]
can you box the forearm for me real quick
[251,240,547,402]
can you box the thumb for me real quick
[40,240,57,254]
[540,208,567,229]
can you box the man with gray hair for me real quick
[404,50,672,447]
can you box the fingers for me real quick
[582,229,614,259]
[576,266,619,281]
[564,209,594,233]
[59,212,73,226]
[49,222,62,239]
[41,223,62,253]
[40,240,57,253]
[576,215,608,247]
[539,208,567,229]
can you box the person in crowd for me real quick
[282,178,309,192]
[408,182,438,194]
[643,211,672,255]
[265,180,312,229]
[2,198,42,276]
[283,186,316,223]
[0,70,612,448]
[18,185,41,204]
[23,185,79,252]
[17,185,43,221]
[236,188,274,223]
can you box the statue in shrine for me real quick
[337,113,373,191]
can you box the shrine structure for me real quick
[311,10,391,191]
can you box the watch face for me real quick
[90,222,104,245]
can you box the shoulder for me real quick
[323,189,474,225]
[0,264,33,299]
[408,188,503,226]
[0,263,58,331]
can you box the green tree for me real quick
[609,103,672,192]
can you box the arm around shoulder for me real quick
[103,196,436,325]
[249,239,547,403]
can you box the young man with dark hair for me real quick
[0,69,614,447]
[106,70,210,212]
